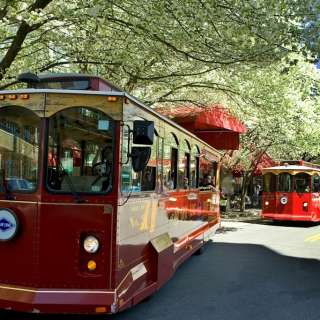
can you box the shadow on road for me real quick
[245,218,319,228]
[2,241,320,320]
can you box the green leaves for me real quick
[0,0,320,165]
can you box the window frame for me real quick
[120,123,159,195]
[44,107,115,196]
[277,173,292,193]
[199,155,217,189]
[0,106,42,194]
[171,147,178,190]
[134,130,159,193]
[263,173,277,193]
[177,139,191,189]
[293,172,311,194]
[191,145,200,189]
[312,174,320,193]
[162,132,179,191]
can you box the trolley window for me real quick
[190,145,200,188]
[163,133,178,190]
[199,157,217,188]
[178,139,191,189]
[312,175,320,192]
[0,106,40,192]
[294,173,310,193]
[132,133,158,192]
[121,124,158,193]
[263,173,276,193]
[46,107,114,194]
[277,173,292,192]
[35,79,90,90]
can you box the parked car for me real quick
[6,177,35,191]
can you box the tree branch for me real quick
[0,0,53,80]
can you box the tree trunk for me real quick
[0,0,53,81]
[240,172,250,212]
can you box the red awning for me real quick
[157,105,247,150]
[253,153,277,176]
[231,153,277,177]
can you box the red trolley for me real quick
[262,160,320,222]
[0,73,221,314]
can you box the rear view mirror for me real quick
[131,147,151,172]
[133,120,154,145]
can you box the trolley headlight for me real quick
[265,201,269,206]
[303,202,308,208]
[83,236,100,253]
[280,196,288,205]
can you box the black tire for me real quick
[194,245,205,256]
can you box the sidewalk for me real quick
[220,208,261,222]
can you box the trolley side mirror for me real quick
[131,147,151,172]
[133,120,154,145]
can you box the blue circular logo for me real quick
[0,209,18,241]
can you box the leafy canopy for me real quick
[1,0,320,162]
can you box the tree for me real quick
[1,0,319,96]
[0,0,53,82]
[223,56,320,211]
[1,1,320,214]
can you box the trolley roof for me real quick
[262,165,320,175]
[0,88,222,157]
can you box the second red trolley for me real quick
[262,161,320,222]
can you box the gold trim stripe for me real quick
[0,285,114,294]
[0,200,106,206]
[262,170,320,176]
[0,200,37,204]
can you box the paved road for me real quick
[3,219,320,320]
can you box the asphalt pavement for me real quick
[2,219,320,320]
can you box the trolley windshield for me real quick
[46,107,114,194]
[263,172,311,193]
[263,173,277,192]
[0,106,40,192]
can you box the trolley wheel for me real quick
[142,294,154,303]
[194,245,205,256]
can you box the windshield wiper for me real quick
[57,163,86,204]
[62,170,86,203]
